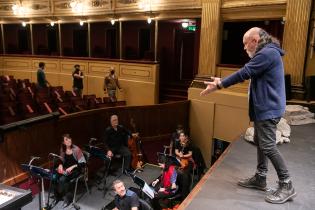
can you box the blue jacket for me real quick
[221,43,286,121]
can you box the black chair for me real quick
[139,198,153,210]
[70,150,91,209]
[163,169,185,208]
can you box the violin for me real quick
[178,141,190,170]
[128,118,144,170]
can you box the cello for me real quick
[128,118,144,171]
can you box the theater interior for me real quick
[0,0,314,210]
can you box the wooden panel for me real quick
[0,101,189,184]
[213,104,249,141]
[282,0,312,86]
[32,59,60,72]
[88,62,119,76]
[2,69,33,80]
[221,4,286,20]
[198,0,221,76]
[120,80,156,105]
[58,72,73,90]
[60,60,88,73]
[2,58,32,70]
[119,64,153,82]
[189,99,214,167]
[86,75,105,98]
[218,66,249,94]
[188,87,249,166]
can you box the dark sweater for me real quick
[221,43,286,121]
[103,125,131,150]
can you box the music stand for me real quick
[129,174,156,199]
[156,152,181,167]
[21,164,52,210]
[46,153,62,210]
[84,144,111,197]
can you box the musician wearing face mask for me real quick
[104,67,121,102]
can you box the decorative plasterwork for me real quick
[53,0,111,16]
[0,0,50,17]
[115,0,201,12]
[221,4,286,20]
[0,0,201,18]
[222,0,287,8]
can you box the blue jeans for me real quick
[254,118,290,181]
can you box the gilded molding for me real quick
[221,4,286,20]
[117,0,138,4]
[222,0,286,8]
[0,5,13,12]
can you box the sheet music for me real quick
[142,182,155,199]
[0,189,20,205]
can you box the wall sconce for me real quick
[50,21,55,27]
[147,17,152,24]
[22,21,27,27]
[111,19,116,25]
[79,20,84,26]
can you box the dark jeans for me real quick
[254,118,290,181]
[112,146,131,170]
[55,168,80,200]
[152,183,175,210]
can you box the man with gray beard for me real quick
[200,27,296,204]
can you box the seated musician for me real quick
[175,132,193,171]
[151,155,178,210]
[168,124,185,156]
[54,134,86,207]
[174,132,193,197]
[103,115,133,173]
[112,179,140,210]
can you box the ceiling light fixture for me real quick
[182,22,189,28]
[111,19,115,25]
[147,17,152,24]
[12,1,26,16]
[22,21,27,27]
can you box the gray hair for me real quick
[112,179,124,189]
[256,29,280,53]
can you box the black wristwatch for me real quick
[216,83,222,90]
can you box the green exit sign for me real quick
[187,25,196,31]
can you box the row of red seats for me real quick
[0,75,126,125]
